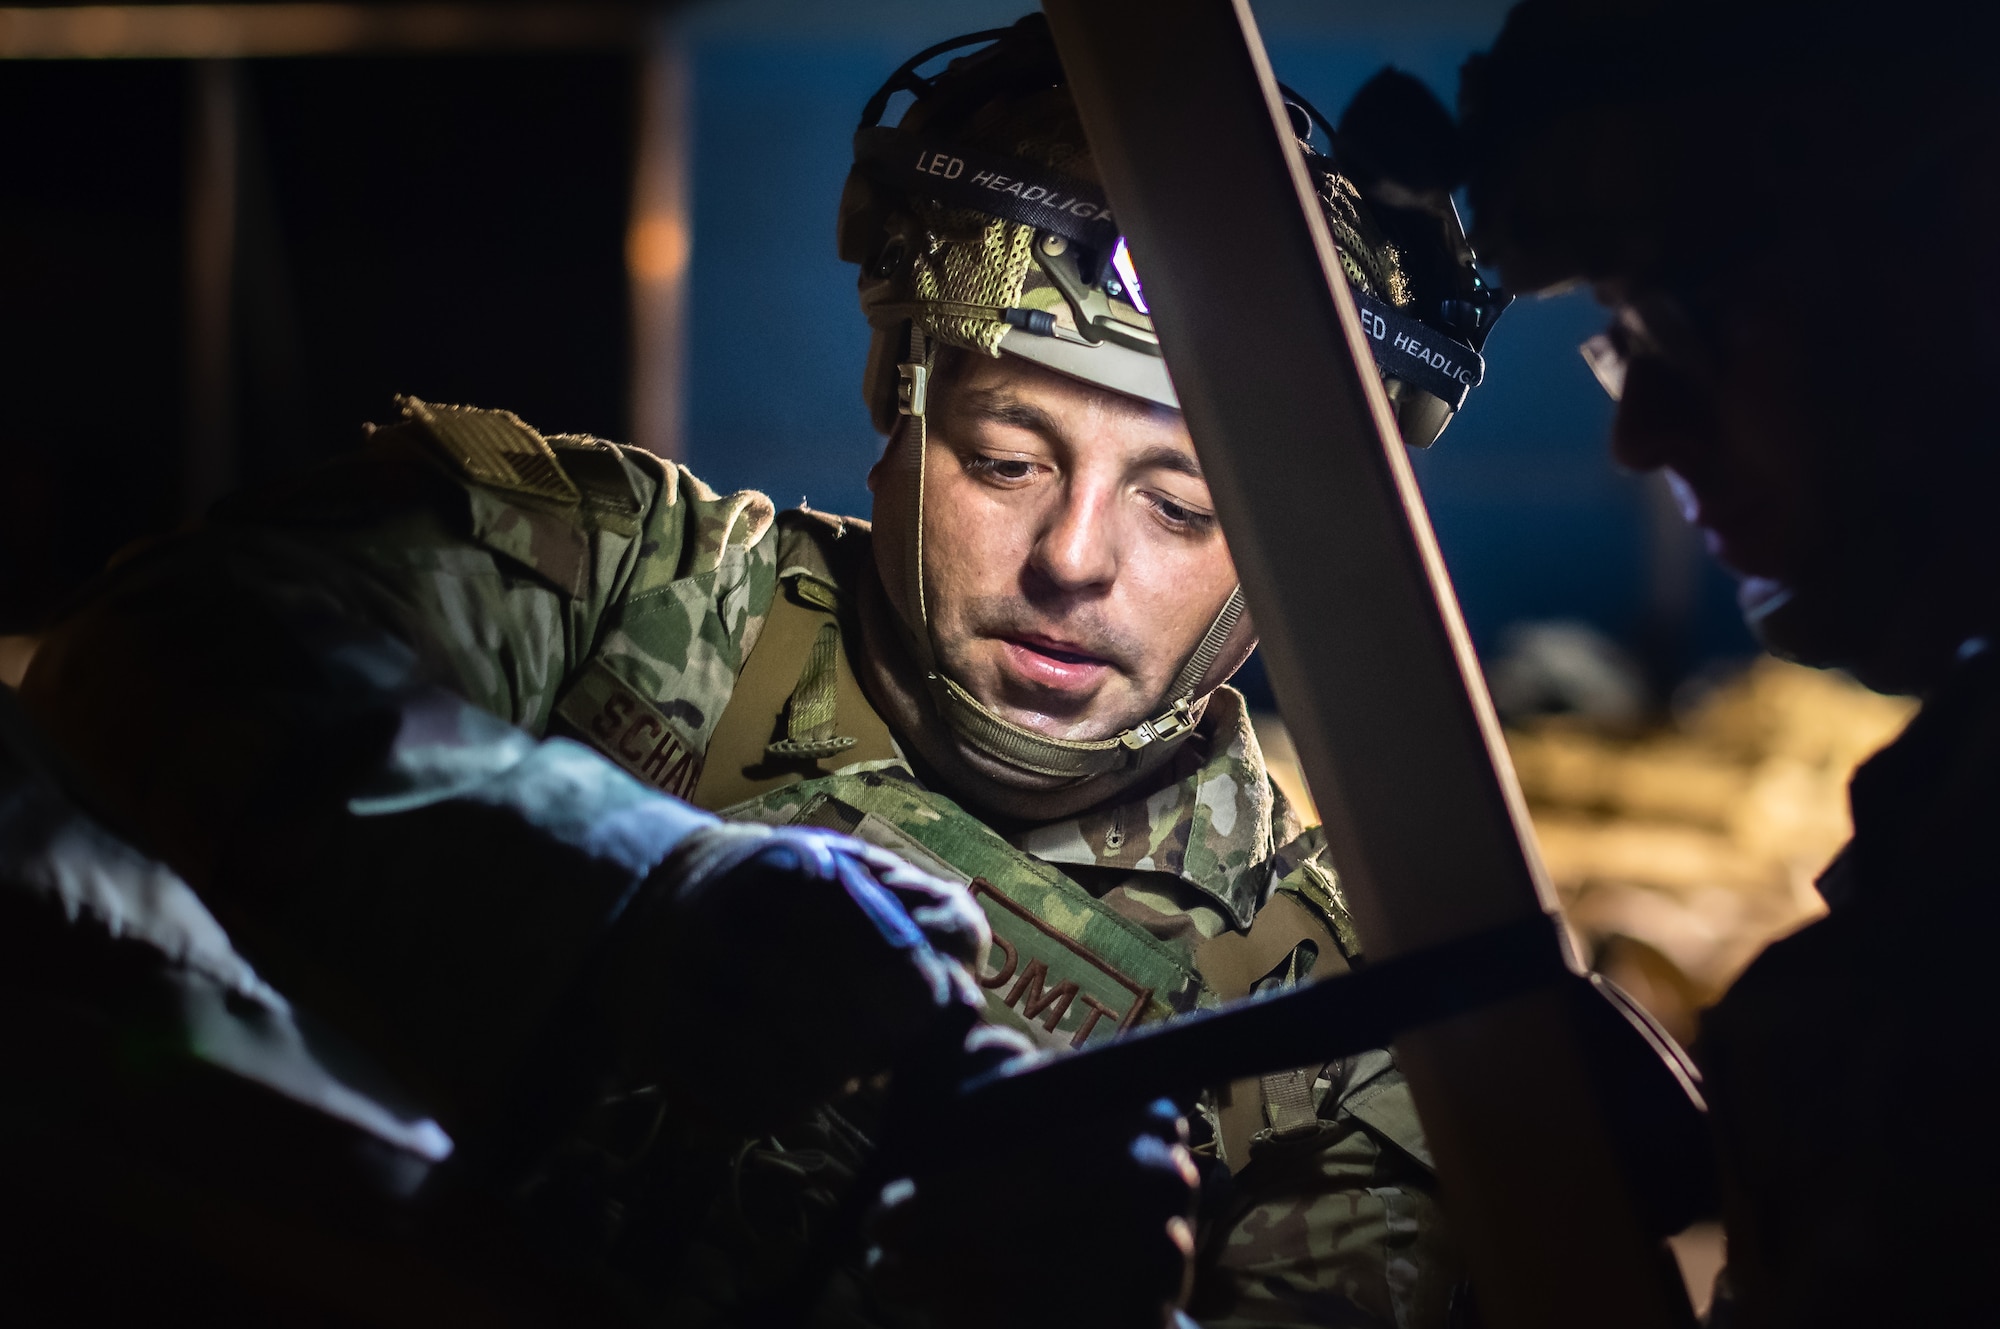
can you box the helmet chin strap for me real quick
[895,323,1248,785]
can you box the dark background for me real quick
[0,47,633,629]
[0,0,1754,697]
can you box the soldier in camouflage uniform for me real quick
[18,17,1506,1327]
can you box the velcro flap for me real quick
[401,395,582,506]
[1340,1063,1435,1172]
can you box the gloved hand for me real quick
[605,821,990,1130]
[864,1024,1200,1329]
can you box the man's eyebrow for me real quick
[956,390,1202,480]
[1131,444,1204,481]
[958,387,1063,440]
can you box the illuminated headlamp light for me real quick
[1109,237,1148,314]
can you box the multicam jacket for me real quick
[25,400,1455,1327]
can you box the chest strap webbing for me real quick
[738,773,1210,1035]
[1198,890,1351,1171]
[692,568,900,813]
[730,764,1347,1171]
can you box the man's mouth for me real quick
[1669,469,1784,580]
[997,634,1116,692]
[1696,508,1786,581]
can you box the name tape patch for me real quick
[970,877,1155,1053]
[555,661,705,800]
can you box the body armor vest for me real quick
[687,514,1353,1169]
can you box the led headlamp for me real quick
[842,23,1509,447]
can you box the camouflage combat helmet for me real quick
[838,14,1509,447]
[837,15,1509,791]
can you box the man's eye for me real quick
[965,456,1037,483]
[1146,492,1216,532]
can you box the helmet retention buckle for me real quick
[1121,695,1200,750]
[897,360,930,417]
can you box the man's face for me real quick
[869,353,1240,741]
[1601,277,1827,628]
[1596,256,1971,692]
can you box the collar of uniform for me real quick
[1006,687,1284,930]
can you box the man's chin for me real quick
[952,649,1158,740]
[1740,572,1927,692]
[1742,575,1845,666]
[983,695,1122,743]
[971,675,1151,743]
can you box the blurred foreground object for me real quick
[1044,0,1698,1322]
[0,635,36,689]
[0,5,640,59]
[1261,654,1913,1046]
[1511,657,1913,1043]
[1486,619,1647,728]
[0,688,568,1325]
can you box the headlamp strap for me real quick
[855,126,1122,252]
[1349,289,1485,411]
[866,124,1478,412]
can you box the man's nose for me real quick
[1028,481,1118,592]
[1609,356,1717,476]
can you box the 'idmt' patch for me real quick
[971,878,1154,1052]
